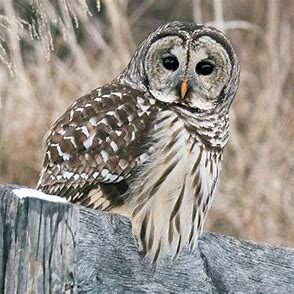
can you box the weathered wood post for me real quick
[1,185,294,293]
[0,185,78,293]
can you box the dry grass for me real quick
[0,0,293,247]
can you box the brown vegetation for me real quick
[0,0,293,246]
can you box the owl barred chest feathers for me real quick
[37,21,239,262]
[127,105,225,260]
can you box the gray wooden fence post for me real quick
[0,185,78,293]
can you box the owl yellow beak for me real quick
[180,79,189,99]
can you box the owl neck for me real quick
[163,104,230,150]
[117,73,148,94]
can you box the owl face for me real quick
[121,22,239,113]
[145,35,232,111]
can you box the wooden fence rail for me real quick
[0,185,293,293]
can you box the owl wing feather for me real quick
[37,82,155,210]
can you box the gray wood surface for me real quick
[1,185,294,293]
[0,185,78,294]
[78,208,294,294]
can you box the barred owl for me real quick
[37,21,240,262]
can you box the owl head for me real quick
[119,21,240,113]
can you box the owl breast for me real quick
[128,108,223,261]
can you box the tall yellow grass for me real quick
[0,0,293,246]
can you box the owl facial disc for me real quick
[119,22,239,113]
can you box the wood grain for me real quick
[0,185,78,294]
[1,185,294,293]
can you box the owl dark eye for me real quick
[162,56,179,71]
[196,60,215,75]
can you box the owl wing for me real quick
[37,82,155,210]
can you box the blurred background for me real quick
[0,0,293,246]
